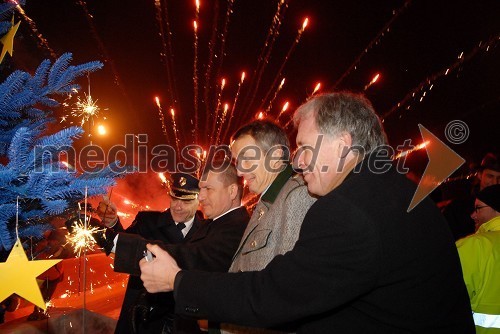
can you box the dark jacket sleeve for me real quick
[114,233,149,276]
[173,197,379,327]
[165,215,247,272]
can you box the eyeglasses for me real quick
[474,205,489,213]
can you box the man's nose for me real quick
[198,191,206,201]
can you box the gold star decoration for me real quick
[0,239,61,310]
[0,17,21,64]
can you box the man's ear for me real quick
[270,147,285,168]
[335,132,353,158]
[229,183,238,200]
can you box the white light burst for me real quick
[71,93,100,126]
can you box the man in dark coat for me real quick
[106,163,249,333]
[97,172,202,333]
[139,92,475,333]
[443,153,500,240]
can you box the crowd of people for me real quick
[2,91,498,333]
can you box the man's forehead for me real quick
[296,117,318,143]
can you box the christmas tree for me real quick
[0,1,126,251]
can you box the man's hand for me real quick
[140,244,181,293]
[96,196,118,227]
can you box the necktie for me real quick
[176,223,186,238]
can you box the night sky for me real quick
[3,0,499,213]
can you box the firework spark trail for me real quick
[14,3,57,59]
[192,0,201,144]
[155,0,181,118]
[265,77,285,112]
[363,73,380,91]
[276,100,289,122]
[283,115,294,129]
[75,0,135,117]
[213,0,235,98]
[332,0,412,90]
[155,97,171,143]
[170,108,181,158]
[311,82,321,96]
[382,35,499,120]
[193,19,200,144]
[222,71,246,142]
[260,17,308,112]
[154,0,175,104]
[210,78,226,144]
[240,0,289,123]
[203,0,220,139]
[214,103,229,145]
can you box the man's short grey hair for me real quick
[231,120,290,161]
[293,92,388,154]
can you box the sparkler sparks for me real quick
[71,93,100,126]
[65,219,103,257]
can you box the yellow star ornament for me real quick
[0,18,21,64]
[0,239,61,310]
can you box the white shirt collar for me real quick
[213,205,242,221]
[176,216,195,237]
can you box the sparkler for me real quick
[71,92,100,127]
[65,219,102,257]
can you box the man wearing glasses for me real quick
[457,184,500,333]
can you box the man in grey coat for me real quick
[220,120,316,333]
